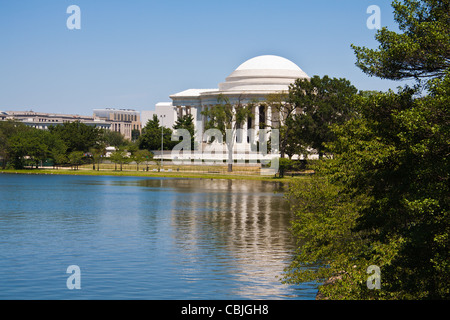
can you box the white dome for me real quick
[219,55,309,92]
[235,55,303,71]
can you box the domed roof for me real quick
[219,55,309,92]
[235,55,304,71]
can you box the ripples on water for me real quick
[0,174,317,299]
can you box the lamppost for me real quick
[160,114,165,168]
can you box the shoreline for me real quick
[0,168,311,183]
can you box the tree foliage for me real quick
[286,78,449,299]
[288,75,358,158]
[285,0,450,299]
[173,114,196,150]
[352,0,450,81]
[48,121,102,153]
[110,148,130,171]
[102,130,128,148]
[131,149,152,171]
[0,120,139,170]
[0,121,27,168]
[264,92,304,159]
[201,94,254,172]
[68,151,84,170]
[138,114,174,152]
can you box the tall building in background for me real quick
[93,108,141,140]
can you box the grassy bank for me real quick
[0,167,313,183]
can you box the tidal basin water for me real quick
[0,174,317,300]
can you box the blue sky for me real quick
[0,0,410,116]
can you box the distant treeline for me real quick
[0,112,196,170]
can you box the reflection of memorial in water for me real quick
[165,179,298,298]
[0,175,316,299]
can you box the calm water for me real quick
[0,173,317,300]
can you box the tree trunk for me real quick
[227,146,233,172]
[227,131,235,172]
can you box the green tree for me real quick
[44,131,68,169]
[141,149,153,171]
[285,0,450,299]
[49,121,102,153]
[284,173,371,299]
[264,93,305,159]
[90,144,106,171]
[0,121,29,169]
[0,120,26,137]
[131,149,149,171]
[288,75,358,158]
[352,0,450,81]
[50,145,68,169]
[277,157,293,178]
[201,94,254,172]
[173,114,196,150]
[110,148,130,171]
[285,81,449,299]
[68,151,84,170]
[131,129,141,142]
[138,114,174,152]
[0,130,9,169]
[8,127,50,169]
[102,130,128,148]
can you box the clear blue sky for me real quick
[0,0,410,116]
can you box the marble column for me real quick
[267,105,272,128]
[231,105,236,143]
[202,106,208,142]
[254,105,260,131]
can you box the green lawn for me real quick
[0,167,313,183]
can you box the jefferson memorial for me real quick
[153,55,310,161]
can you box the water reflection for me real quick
[0,175,317,299]
[152,179,297,299]
[103,178,301,298]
